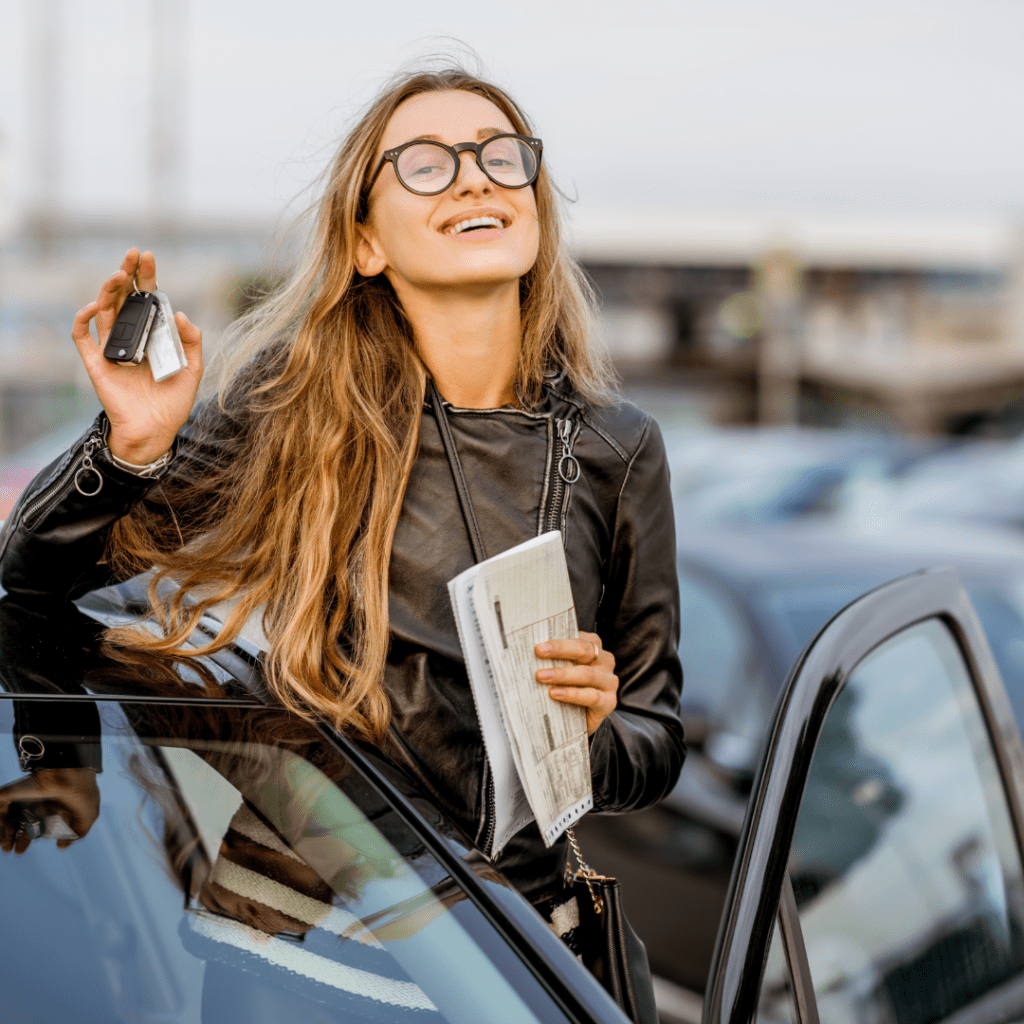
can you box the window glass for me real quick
[758,916,798,1024]
[790,618,1024,1024]
[0,699,569,1024]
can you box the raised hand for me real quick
[72,249,204,464]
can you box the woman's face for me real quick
[357,90,541,295]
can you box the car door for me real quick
[0,596,629,1024]
[704,567,1024,1024]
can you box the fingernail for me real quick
[537,669,554,681]
[550,688,566,698]
[536,642,552,655]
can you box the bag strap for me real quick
[565,826,605,914]
[428,378,488,565]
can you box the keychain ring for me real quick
[130,272,160,295]
[558,454,581,484]
[74,466,104,497]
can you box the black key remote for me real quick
[103,292,159,364]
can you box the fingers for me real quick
[547,685,606,708]
[0,816,15,853]
[175,311,202,351]
[136,250,157,292]
[536,662,616,693]
[535,632,615,670]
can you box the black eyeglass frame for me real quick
[363,133,544,202]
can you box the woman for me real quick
[0,66,684,904]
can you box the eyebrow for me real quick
[403,127,509,144]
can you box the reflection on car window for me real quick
[0,700,567,1024]
[791,619,1024,1024]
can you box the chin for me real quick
[445,252,537,285]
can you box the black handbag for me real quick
[428,380,658,1024]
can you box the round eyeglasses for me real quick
[365,134,543,200]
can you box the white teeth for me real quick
[446,216,504,235]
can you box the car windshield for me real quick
[0,691,574,1023]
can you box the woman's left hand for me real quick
[535,632,618,736]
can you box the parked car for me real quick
[840,434,1024,534]
[577,518,1024,1012]
[3,558,1024,1024]
[662,427,934,527]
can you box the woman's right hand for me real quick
[72,248,204,465]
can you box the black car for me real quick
[577,519,1024,1014]
[2,562,1024,1024]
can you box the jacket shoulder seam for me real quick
[611,416,654,527]
[543,385,637,465]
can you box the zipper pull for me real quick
[74,434,104,497]
[557,419,580,484]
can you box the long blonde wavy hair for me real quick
[106,64,614,743]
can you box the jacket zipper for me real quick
[479,763,497,857]
[21,431,104,531]
[543,418,580,534]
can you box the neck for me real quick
[391,279,520,409]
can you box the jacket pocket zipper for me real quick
[21,432,104,532]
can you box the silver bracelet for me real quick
[109,448,173,478]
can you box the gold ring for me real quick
[589,642,600,665]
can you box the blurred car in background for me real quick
[577,517,1024,1013]
[840,433,1024,535]
[662,426,936,527]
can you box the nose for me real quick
[452,151,492,196]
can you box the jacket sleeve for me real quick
[0,397,243,602]
[589,415,685,812]
[0,413,172,600]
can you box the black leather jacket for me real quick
[0,377,684,900]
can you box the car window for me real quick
[758,920,797,1024]
[789,618,1024,1024]
[0,698,574,1024]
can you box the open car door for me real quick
[703,567,1024,1024]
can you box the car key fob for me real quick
[103,291,159,365]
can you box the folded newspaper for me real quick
[448,531,593,857]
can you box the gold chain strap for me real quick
[564,827,604,915]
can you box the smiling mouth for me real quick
[445,216,506,236]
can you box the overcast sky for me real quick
[1,0,1022,227]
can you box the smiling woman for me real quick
[0,61,684,1014]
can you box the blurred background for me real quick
[4,2,1024,1018]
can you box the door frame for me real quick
[702,567,1024,1024]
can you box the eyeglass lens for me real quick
[395,137,538,194]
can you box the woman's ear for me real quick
[354,222,388,277]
